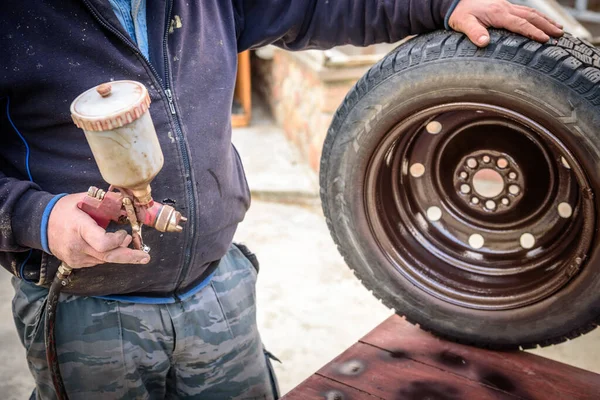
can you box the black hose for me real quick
[44,265,72,400]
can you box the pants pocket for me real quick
[11,277,48,351]
[263,348,281,399]
[233,242,260,275]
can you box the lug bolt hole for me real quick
[509,185,520,195]
[497,158,509,169]
[485,200,496,210]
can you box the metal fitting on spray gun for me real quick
[45,81,186,400]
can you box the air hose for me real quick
[44,263,73,400]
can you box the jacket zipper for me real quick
[165,89,176,115]
[162,0,197,291]
[81,0,197,294]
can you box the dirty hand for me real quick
[448,0,564,47]
[48,193,151,268]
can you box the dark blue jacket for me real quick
[0,0,456,297]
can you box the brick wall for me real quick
[252,51,357,173]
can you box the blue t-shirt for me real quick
[108,0,149,59]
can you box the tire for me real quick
[320,30,600,349]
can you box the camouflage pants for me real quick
[12,245,279,400]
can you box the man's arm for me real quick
[0,171,150,274]
[234,0,455,51]
[234,0,563,52]
[0,172,60,253]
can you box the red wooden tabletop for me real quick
[282,315,600,400]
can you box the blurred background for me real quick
[2,1,600,398]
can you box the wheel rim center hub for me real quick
[473,169,504,198]
[452,150,525,214]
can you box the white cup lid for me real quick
[70,80,151,131]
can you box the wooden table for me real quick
[282,315,600,400]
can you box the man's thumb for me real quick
[456,15,490,47]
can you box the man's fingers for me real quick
[75,255,106,269]
[498,14,550,43]
[80,223,129,253]
[102,247,151,264]
[511,6,563,37]
[120,234,133,248]
[83,241,149,265]
[447,1,565,48]
[455,15,490,47]
[78,219,148,264]
[513,5,563,30]
[62,242,106,268]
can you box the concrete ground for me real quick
[0,276,32,399]
[1,107,599,398]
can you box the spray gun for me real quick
[45,81,186,399]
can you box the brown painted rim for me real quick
[365,103,595,310]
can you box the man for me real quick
[0,0,562,398]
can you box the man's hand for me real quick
[48,193,151,268]
[448,0,564,47]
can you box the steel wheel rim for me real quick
[365,102,595,310]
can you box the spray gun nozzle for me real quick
[173,216,186,233]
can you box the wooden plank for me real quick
[231,113,251,128]
[232,51,251,128]
[360,315,600,400]
[282,374,378,400]
[316,341,518,400]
